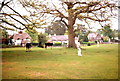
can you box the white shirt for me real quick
[75,41,80,49]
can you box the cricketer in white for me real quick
[75,40,82,56]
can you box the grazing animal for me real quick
[26,43,32,52]
[45,43,53,48]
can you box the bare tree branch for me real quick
[0,24,15,30]
[60,18,68,27]
[0,19,25,30]
[73,2,87,5]
[8,15,27,27]
[0,0,13,12]
[6,4,30,24]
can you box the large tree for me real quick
[19,0,117,48]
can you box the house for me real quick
[48,35,78,46]
[10,31,31,46]
[87,33,103,41]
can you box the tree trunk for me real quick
[68,29,76,48]
[67,2,77,48]
[67,18,77,48]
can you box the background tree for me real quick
[111,29,118,41]
[79,30,90,43]
[101,24,114,41]
[45,20,66,35]
[25,29,38,43]
[19,0,117,48]
[38,33,48,48]
[0,28,9,45]
[118,31,120,40]
[0,28,9,39]
[97,24,119,42]
[75,24,90,43]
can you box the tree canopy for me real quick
[0,0,46,32]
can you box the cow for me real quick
[45,43,53,48]
[26,43,32,52]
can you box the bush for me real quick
[0,44,12,48]
[13,45,22,47]
[32,43,39,47]
[0,44,7,48]
[53,42,62,46]
[82,41,95,44]
[103,40,108,42]
[87,43,91,46]
[38,33,48,47]
[103,36,109,42]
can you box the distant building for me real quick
[87,33,103,41]
[10,31,31,46]
[48,35,78,45]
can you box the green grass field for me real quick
[1,44,118,79]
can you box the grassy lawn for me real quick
[1,44,118,79]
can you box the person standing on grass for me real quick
[95,40,100,47]
[75,40,82,56]
[97,40,100,47]
[25,38,32,52]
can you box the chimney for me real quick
[19,31,23,34]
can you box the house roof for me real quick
[10,32,31,40]
[48,35,78,41]
[51,35,68,41]
[88,33,99,38]
[88,33,102,41]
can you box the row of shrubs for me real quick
[32,42,63,47]
[1,41,97,48]
[0,42,63,48]
[0,44,22,48]
[53,42,62,46]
